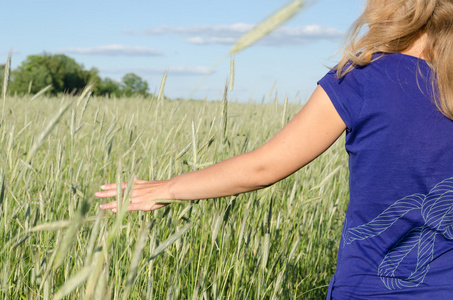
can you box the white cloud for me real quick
[59,44,163,56]
[100,65,213,76]
[167,66,213,75]
[186,36,237,45]
[144,23,252,37]
[142,23,344,46]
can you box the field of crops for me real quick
[0,89,349,299]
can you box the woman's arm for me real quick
[96,85,346,211]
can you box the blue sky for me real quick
[0,0,364,102]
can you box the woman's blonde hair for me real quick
[337,0,453,119]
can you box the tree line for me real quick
[0,53,149,97]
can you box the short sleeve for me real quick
[317,69,365,131]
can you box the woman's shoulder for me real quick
[371,52,430,71]
[335,52,431,86]
[343,52,429,72]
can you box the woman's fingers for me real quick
[96,178,150,198]
[99,201,118,210]
[96,185,153,199]
[95,189,119,198]
[99,178,151,193]
[100,182,128,191]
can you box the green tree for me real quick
[84,67,101,92]
[9,53,96,95]
[121,73,148,97]
[96,77,121,97]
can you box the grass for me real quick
[0,90,349,299]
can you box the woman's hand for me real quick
[96,177,170,212]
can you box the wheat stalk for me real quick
[2,52,11,100]
[282,95,288,127]
[150,223,191,260]
[191,121,197,167]
[157,70,168,103]
[222,80,228,139]
[76,83,93,106]
[53,198,90,269]
[53,265,95,300]
[122,222,150,299]
[2,51,11,121]
[30,84,52,102]
[26,100,71,162]
[229,56,235,92]
[230,0,305,54]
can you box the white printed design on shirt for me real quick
[343,177,453,290]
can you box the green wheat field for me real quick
[0,86,349,299]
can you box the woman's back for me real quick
[320,53,453,299]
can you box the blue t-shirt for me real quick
[318,53,453,299]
